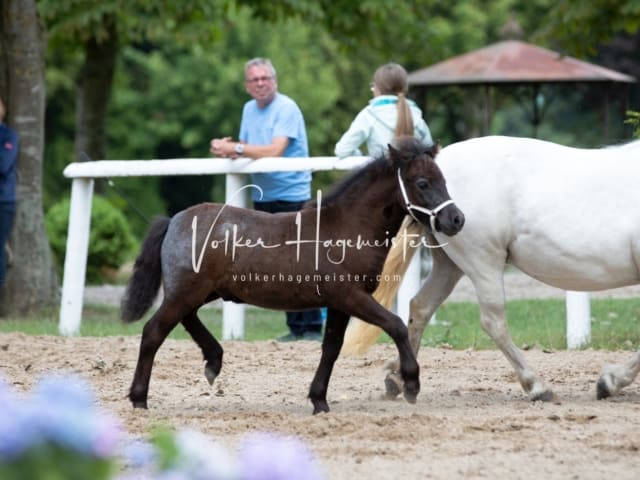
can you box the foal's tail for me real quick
[341,217,424,356]
[121,216,171,323]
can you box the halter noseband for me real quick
[397,168,455,232]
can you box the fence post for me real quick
[59,178,94,335]
[396,251,421,324]
[222,173,247,339]
[566,291,591,348]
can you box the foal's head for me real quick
[390,137,465,236]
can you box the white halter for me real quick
[397,168,455,232]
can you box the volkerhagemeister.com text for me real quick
[231,272,402,284]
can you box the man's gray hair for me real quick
[245,57,277,78]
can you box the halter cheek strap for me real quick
[397,169,455,232]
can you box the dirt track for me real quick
[1,331,639,479]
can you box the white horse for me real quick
[344,135,640,402]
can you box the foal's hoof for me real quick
[311,400,330,415]
[128,391,148,409]
[596,378,612,400]
[204,364,218,386]
[403,390,418,404]
[403,381,420,404]
[131,398,148,409]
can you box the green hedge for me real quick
[46,195,137,284]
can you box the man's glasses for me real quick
[246,76,274,84]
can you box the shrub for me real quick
[626,110,640,138]
[46,195,137,283]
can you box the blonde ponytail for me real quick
[394,93,414,139]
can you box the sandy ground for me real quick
[2,270,640,478]
[1,334,640,479]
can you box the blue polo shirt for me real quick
[239,93,311,202]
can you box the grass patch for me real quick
[399,298,640,351]
[0,304,288,341]
[1,298,639,350]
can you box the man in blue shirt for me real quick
[210,57,323,341]
[0,96,17,290]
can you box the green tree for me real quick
[537,0,640,56]
[38,0,226,164]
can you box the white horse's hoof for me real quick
[596,369,618,399]
[530,389,557,402]
[596,378,612,399]
[384,373,403,399]
[527,380,557,402]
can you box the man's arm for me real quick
[210,136,289,159]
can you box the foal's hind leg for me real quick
[308,309,350,414]
[129,301,185,408]
[597,350,640,399]
[385,247,464,398]
[182,312,224,386]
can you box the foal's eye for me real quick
[416,179,430,190]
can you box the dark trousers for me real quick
[253,200,324,336]
[0,202,15,287]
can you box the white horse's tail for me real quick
[341,217,423,356]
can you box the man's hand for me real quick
[210,136,235,157]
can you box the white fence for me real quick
[59,156,591,347]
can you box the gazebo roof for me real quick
[408,40,636,86]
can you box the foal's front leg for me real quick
[343,291,420,403]
[308,309,350,414]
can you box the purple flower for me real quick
[0,403,42,459]
[171,429,238,480]
[0,378,42,459]
[0,374,121,461]
[118,436,157,470]
[27,374,122,458]
[32,374,95,410]
[238,432,323,480]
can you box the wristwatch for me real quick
[235,143,245,155]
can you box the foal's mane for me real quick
[309,137,436,208]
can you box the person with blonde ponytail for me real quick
[334,63,433,158]
[335,64,434,355]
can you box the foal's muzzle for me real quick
[434,205,465,236]
[397,169,464,235]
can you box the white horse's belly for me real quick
[508,236,639,291]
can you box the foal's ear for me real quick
[387,143,400,166]
[425,142,440,158]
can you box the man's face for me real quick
[245,65,277,107]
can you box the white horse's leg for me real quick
[474,274,554,401]
[597,351,640,399]
[384,244,464,398]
